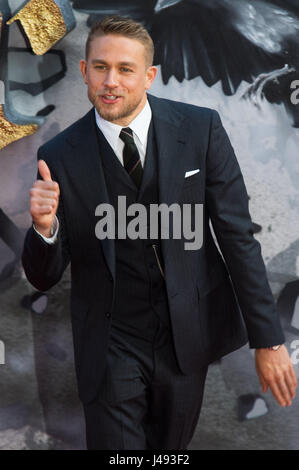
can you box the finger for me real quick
[290,365,298,390]
[33,179,60,195]
[32,205,53,215]
[257,372,268,393]
[285,368,298,399]
[269,380,289,407]
[33,198,57,209]
[31,198,56,212]
[262,383,268,394]
[30,188,59,200]
[277,376,292,406]
[31,194,57,206]
[55,181,60,196]
[38,160,52,182]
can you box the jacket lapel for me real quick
[147,94,188,260]
[65,109,116,282]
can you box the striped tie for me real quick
[119,127,143,189]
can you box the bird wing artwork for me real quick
[72,0,299,127]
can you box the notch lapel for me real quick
[65,109,115,282]
[147,94,189,261]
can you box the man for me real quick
[22,16,297,450]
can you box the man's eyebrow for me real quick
[91,59,136,67]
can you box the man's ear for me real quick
[80,59,88,84]
[145,66,157,90]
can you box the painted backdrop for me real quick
[0,0,299,450]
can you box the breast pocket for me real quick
[183,171,201,188]
[180,174,203,204]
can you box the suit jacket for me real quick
[22,93,285,404]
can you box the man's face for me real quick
[80,34,157,126]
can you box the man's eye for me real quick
[121,68,131,72]
[95,65,105,70]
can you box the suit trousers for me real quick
[83,321,208,450]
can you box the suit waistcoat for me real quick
[96,120,171,341]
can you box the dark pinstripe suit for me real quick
[22,93,284,448]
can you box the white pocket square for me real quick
[185,169,200,178]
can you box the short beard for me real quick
[93,93,143,123]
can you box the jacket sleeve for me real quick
[21,148,70,291]
[205,110,285,348]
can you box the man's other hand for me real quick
[30,160,60,238]
[255,345,298,406]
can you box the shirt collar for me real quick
[94,98,152,150]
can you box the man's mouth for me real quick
[101,95,122,104]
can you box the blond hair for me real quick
[85,15,154,68]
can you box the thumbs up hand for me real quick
[30,160,60,238]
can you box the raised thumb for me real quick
[38,159,52,182]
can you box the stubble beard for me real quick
[92,92,144,123]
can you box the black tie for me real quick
[119,127,143,189]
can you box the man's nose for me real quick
[103,69,119,87]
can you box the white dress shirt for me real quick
[95,98,152,168]
[34,98,152,244]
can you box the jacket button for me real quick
[105,312,111,318]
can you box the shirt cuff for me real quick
[33,215,59,244]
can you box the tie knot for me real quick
[119,127,134,144]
